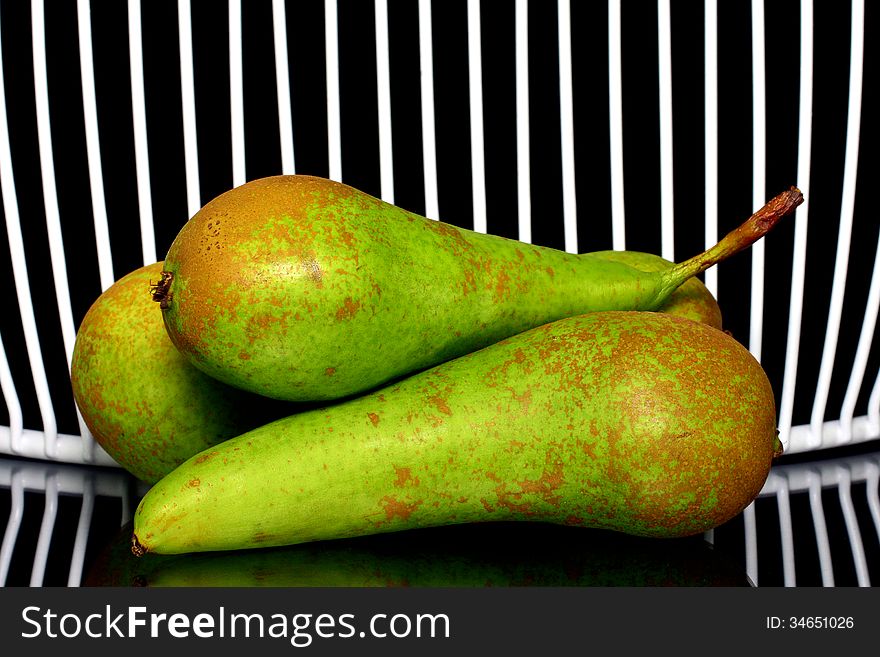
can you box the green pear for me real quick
[132,311,781,556]
[591,250,722,329]
[154,176,799,401]
[70,262,294,484]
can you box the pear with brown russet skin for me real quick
[154,175,799,402]
[132,311,781,556]
[71,262,295,484]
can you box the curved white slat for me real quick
[229,0,245,187]
[127,0,157,265]
[743,501,758,586]
[777,0,814,450]
[839,230,880,442]
[325,0,342,181]
[273,0,295,176]
[77,0,115,292]
[608,0,625,250]
[178,0,201,216]
[807,468,835,586]
[375,0,394,204]
[0,469,24,586]
[515,0,530,244]
[466,0,485,232]
[870,372,880,436]
[867,461,880,547]
[837,465,871,586]
[703,0,718,297]
[809,0,864,448]
[67,476,94,587]
[774,475,796,586]
[749,0,766,362]
[558,0,576,253]
[29,473,58,586]
[657,0,674,262]
[33,0,97,462]
[0,336,24,455]
[419,0,439,221]
[0,3,57,460]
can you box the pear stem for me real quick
[659,187,803,298]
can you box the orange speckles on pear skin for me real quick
[393,466,419,488]
[335,297,361,321]
[427,395,452,416]
[378,496,423,524]
[368,412,380,427]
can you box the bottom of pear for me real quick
[131,534,148,558]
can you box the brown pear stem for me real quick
[659,186,803,298]
[131,534,147,557]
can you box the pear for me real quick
[70,262,293,484]
[591,250,722,329]
[154,175,799,402]
[132,311,781,556]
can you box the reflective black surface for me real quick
[3,443,880,587]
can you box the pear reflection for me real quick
[85,522,751,587]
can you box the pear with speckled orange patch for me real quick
[132,311,781,556]
[71,262,297,484]
[155,175,798,402]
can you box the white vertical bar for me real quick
[273,0,296,176]
[608,0,625,250]
[750,0,766,362]
[229,0,246,187]
[558,0,576,253]
[0,337,24,454]
[419,0,439,220]
[325,0,342,182]
[467,0,486,232]
[807,469,835,586]
[373,4,393,203]
[34,0,95,460]
[23,0,65,459]
[128,0,157,265]
[839,231,880,442]
[870,373,880,437]
[375,0,394,204]
[67,478,94,587]
[703,0,718,297]
[778,0,814,450]
[77,0,115,292]
[776,479,796,586]
[0,20,25,454]
[515,0,530,244]
[837,466,871,586]
[1,11,57,459]
[30,474,58,586]
[178,0,201,215]
[0,470,24,586]
[743,501,758,586]
[865,462,879,552]
[657,0,674,262]
[810,0,864,447]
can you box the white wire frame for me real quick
[0,458,137,587]
[0,2,877,593]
